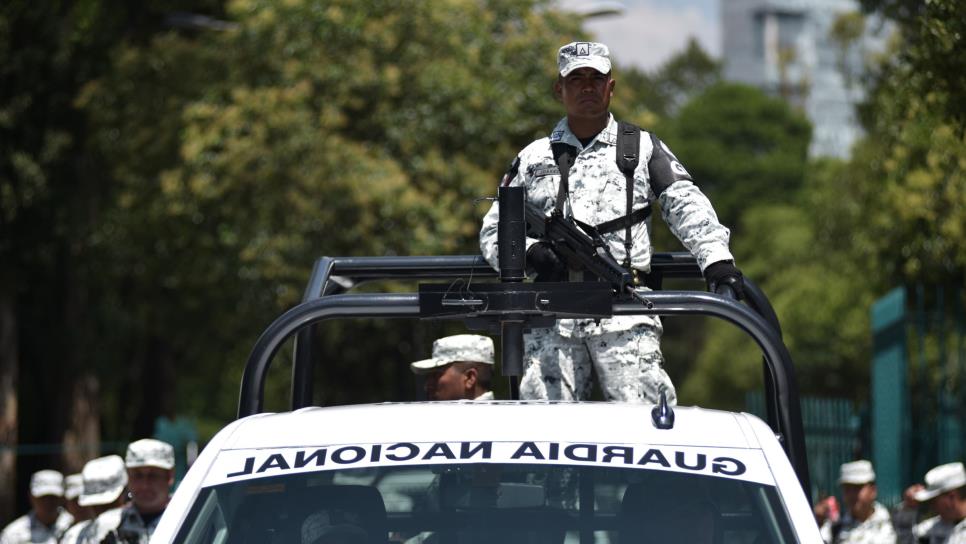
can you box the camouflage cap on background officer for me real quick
[410,335,494,401]
[817,460,895,543]
[0,469,74,543]
[90,439,175,544]
[63,472,88,524]
[60,454,129,544]
[896,461,966,544]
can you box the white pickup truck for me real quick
[154,400,819,543]
[151,248,821,544]
[151,201,822,543]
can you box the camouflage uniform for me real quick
[820,502,897,543]
[58,520,92,544]
[0,511,73,544]
[98,506,160,544]
[480,114,733,403]
[948,519,966,544]
[910,516,956,544]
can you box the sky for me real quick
[574,0,720,72]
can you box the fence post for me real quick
[871,286,908,506]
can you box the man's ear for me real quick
[553,79,563,101]
[463,367,478,390]
[608,77,616,97]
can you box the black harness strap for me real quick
[595,204,651,235]
[615,122,641,268]
[551,142,576,216]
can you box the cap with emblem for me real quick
[125,438,175,470]
[557,41,611,77]
[64,473,84,501]
[30,470,64,497]
[410,335,495,375]
[79,455,128,507]
[913,462,966,501]
[838,460,876,485]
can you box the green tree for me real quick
[611,37,721,127]
[76,0,584,433]
[1,0,226,517]
[658,82,811,232]
[859,0,966,127]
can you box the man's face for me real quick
[29,495,61,526]
[424,364,470,401]
[932,489,960,522]
[841,483,876,513]
[555,67,614,120]
[127,466,173,514]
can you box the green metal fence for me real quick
[747,392,863,503]
[872,284,966,506]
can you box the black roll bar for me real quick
[238,260,810,499]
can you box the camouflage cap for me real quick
[125,438,175,470]
[838,460,875,485]
[30,469,64,497]
[557,41,611,76]
[410,334,495,375]
[64,473,84,500]
[79,455,128,507]
[914,462,966,501]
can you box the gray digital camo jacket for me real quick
[480,114,733,336]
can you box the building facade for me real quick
[722,0,887,158]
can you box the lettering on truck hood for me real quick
[204,441,776,488]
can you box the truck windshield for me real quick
[176,463,796,543]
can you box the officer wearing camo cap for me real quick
[62,473,88,525]
[90,439,174,544]
[59,455,128,544]
[895,461,966,544]
[480,41,741,404]
[0,470,74,544]
[410,334,494,401]
[817,460,895,543]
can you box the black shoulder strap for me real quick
[500,156,520,187]
[551,142,576,216]
[616,122,640,268]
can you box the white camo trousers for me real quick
[520,323,677,404]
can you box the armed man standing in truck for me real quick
[479,41,742,404]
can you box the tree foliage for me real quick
[859,0,966,127]
[75,0,584,429]
[681,4,966,408]
[658,82,811,230]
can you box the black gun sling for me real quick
[600,121,652,268]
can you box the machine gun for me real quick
[524,202,649,304]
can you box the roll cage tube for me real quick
[243,187,807,497]
[237,261,810,499]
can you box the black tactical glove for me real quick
[704,260,744,300]
[527,242,567,282]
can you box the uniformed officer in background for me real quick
[895,462,966,544]
[480,41,742,404]
[818,460,896,543]
[0,470,73,543]
[93,439,174,543]
[62,474,88,527]
[410,335,494,401]
[60,455,128,544]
